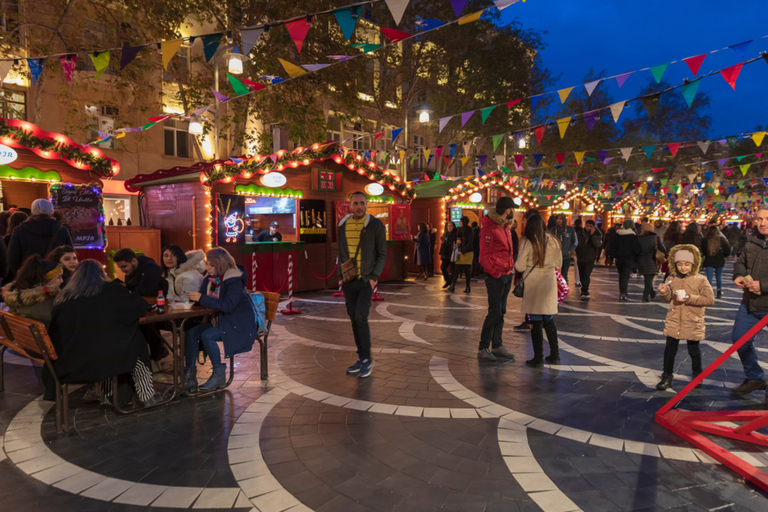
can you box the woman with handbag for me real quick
[515,214,562,368]
[439,221,457,289]
[448,216,474,293]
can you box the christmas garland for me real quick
[0,119,119,177]
[235,184,303,197]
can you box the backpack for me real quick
[246,291,268,336]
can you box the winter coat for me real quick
[681,230,703,247]
[658,245,715,341]
[440,230,458,261]
[2,282,59,331]
[511,228,519,261]
[610,229,640,260]
[550,225,578,258]
[725,226,742,250]
[515,233,562,315]
[575,229,603,263]
[337,213,388,283]
[700,237,731,269]
[413,232,432,265]
[479,211,515,279]
[637,233,665,275]
[456,225,474,254]
[49,281,150,383]
[604,227,618,255]
[163,249,205,302]
[734,233,768,313]
[124,255,169,297]
[0,237,7,282]
[8,215,73,273]
[197,267,257,358]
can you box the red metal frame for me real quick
[655,311,768,491]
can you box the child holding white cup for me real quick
[656,245,715,391]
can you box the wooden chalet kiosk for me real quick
[546,188,602,225]
[608,196,643,225]
[125,143,411,293]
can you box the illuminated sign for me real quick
[223,212,244,243]
[562,201,570,209]
[0,145,18,165]
[260,172,287,188]
[469,192,482,203]
[365,183,384,196]
[513,197,522,206]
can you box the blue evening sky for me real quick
[500,0,768,138]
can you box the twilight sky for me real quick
[500,0,768,138]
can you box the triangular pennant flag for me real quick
[439,116,452,133]
[741,164,751,176]
[533,154,545,166]
[120,45,143,70]
[302,64,331,72]
[477,168,485,177]
[679,78,701,108]
[460,156,470,166]
[652,168,664,173]
[278,58,307,78]
[443,156,451,167]
[718,158,728,166]
[285,18,312,54]
[557,117,571,139]
[211,88,231,103]
[391,128,403,143]
[720,62,744,90]
[610,101,626,123]
[501,166,513,173]
[667,142,681,157]
[596,150,608,163]
[497,155,507,168]
[704,171,713,182]
[240,28,264,56]
[462,141,472,156]
[697,141,710,154]
[161,39,184,70]
[650,63,669,83]
[460,110,475,127]
[147,115,171,123]
[494,0,520,10]
[415,19,445,31]
[449,144,457,159]
[736,155,748,162]
[574,151,585,165]
[385,0,409,25]
[514,154,525,167]
[450,0,470,16]
[477,155,488,168]
[683,54,706,76]
[380,27,411,43]
[615,72,633,88]
[725,135,739,150]
[399,150,405,163]
[191,105,210,116]
[530,94,544,110]
[641,93,661,118]
[557,87,574,103]
[200,34,222,62]
[475,137,487,150]
[583,111,598,131]
[729,40,752,58]
[481,106,497,124]
[533,125,545,145]
[752,131,765,147]
[411,154,419,165]
[643,145,655,159]
[59,55,76,84]
[0,61,12,84]
[28,58,44,85]
[435,146,443,159]
[555,153,566,165]
[423,147,431,160]
[374,132,385,142]
[328,55,354,62]
[584,80,601,96]
[227,73,250,96]
[492,134,504,151]
[87,52,108,80]
[239,77,265,92]
[507,99,521,108]
[333,6,361,41]
[458,10,484,25]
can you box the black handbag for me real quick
[513,263,536,298]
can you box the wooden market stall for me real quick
[547,188,602,225]
[125,143,412,293]
[0,117,120,263]
[608,196,643,226]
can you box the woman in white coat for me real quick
[161,245,205,301]
[515,214,563,368]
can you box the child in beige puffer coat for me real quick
[656,244,715,390]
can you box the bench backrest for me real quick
[0,311,57,364]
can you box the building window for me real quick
[326,115,341,143]
[0,90,25,120]
[0,0,20,45]
[85,105,118,149]
[164,120,190,158]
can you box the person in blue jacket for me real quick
[185,247,256,392]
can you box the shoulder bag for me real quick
[341,227,367,284]
[513,237,547,298]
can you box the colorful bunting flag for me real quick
[597,150,609,163]
[460,110,474,127]
[584,79,601,96]
[666,142,681,157]
[333,6,361,41]
[643,145,655,159]
[285,18,312,54]
[462,141,472,156]
[480,106,496,124]
[615,72,632,88]
[496,155,507,168]
[449,144,456,159]
[200,35,222,62]
[120,45,143,70]
[492,133,504,151]
[720,62,743,90]
[725,135,739,150]
[650,63,668,83]
[683,54,706,76]
[557,87,574,103]
[533,154,545,166]
[741,164,751,176]
[458,10,484,25]
[28,58,44,85]
[729,40,752,58]
[752,131,765,147]
[161,40,184,70]
[583,111,598,131]
[385,0,409,25]
[239,77,265,91]
[391,127,403,142]
[477,155,488,167]
[380,27,411,43]
[278,58,307,78]
[59,55,76,84]
[641,93,661,118]
[696,141,710,154]
[240,28,264,56]
[574,151,585,164]
[507,99,521,108]
[610,101,626,123]
[475,137,487,150]
[439,116,452,133]
[679,78,701,108]
[555,153,565,165]
[557,117,570,139]
[450,0,470,16]
[460,156,470,166]
[530,94,544,110]
[302,64,331,72]
[533,125,545,145]
[211,88,231,103]
[227,73,250,95]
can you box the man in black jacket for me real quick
[550,214,578,284]
[609,220,641,301]
[8,198,73,273]
[575,220,603,300]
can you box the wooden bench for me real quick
[0,310,70,432]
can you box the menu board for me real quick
[299,199,327,243]
[50,184,105,249]
[390,204,411,241]
[312,168,343,191]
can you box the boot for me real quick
[184,367,198,393]
[200,364,227,392]
[656,373,673,391]
[717,289,722,299]
[543,320,560,364]
[692,371,703,389]
[526,322,544,368]
[463,285,471,294]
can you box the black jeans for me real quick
[343,278,373,360]
[663,337,702,375]
[561,256,571,283]
[479,273,513,350]
[643,274,655,300]
[577,260,594,294]
[451,264,471,289]
[616,258,634,295]
[440,259,454,283]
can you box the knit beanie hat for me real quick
[675,250,694,264]
[496,196,515,214]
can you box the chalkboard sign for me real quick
[49,183,105,249]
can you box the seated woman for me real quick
[160,244,205,302]
[184,247,257,392]
[47,245,78,287]
[2,255,63,330]
[50,260,156,407]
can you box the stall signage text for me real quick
[365,183,384,196]
[0,145,18,165]
[261,172,287,188]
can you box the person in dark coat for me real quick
[50,260,156,406]
[427,222,437,277]
[575,219,603,300]
[8,199,72,274]
[604,223,618,266]
[412,223,432,280]
[449,216,474,293]
[550,214,578,284]
[681,222,703,247]
[701,225,731,299]
[439,221,458,288]
[185,247,257,393]
[609,219,641,301]
[471,221,482,276]
[4,211,27,249]
[637,223,666,302]
[510,219,520,262]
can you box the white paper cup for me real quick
[675,290,686,301]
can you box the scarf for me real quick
[207,276,222,299]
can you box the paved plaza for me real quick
[2,264,768,511]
